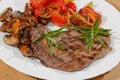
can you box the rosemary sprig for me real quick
[33,17,111,55]
[70,16,111,51]
[32,28,66,55]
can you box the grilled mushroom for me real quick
[0,7,15,22]
[3,35,19,46]
[19,44,33,57]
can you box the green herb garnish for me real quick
[86,1,93,8]
[32,28,66,55]
[33,17,111,54]
[70,16,111,51]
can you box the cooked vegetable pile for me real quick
[30,0,102,26]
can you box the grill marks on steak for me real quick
[30,26,112,71]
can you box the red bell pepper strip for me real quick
[50,15,67,26]
[66,2,76,12]
[30,0,41,9]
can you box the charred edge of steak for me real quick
[30,26,112,71]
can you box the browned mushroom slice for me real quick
[0,18,20,35]
[10,18,20,35]
[0,7,15,22]
[0,21,8,32]
[24,3,34,15]
[19,44,33,57]
[3,35,20,46]
[15,11,26,17]
[19,16,37,28]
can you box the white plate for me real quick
[0,0,120,80]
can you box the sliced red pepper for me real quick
[43,0,63,6]
[42,0,67,13]
[34,9,39,18]
[66,2,76,12]
[31,0,67,18]
[29,0,77,26]
[30,0,41,9]
[57,0,67,13]
[50,15,67,26]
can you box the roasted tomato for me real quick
[79,6,102,24]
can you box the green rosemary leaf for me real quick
[54,40,64,50]
[97,31,111,35]
[95,35,107,47]
[47,37,53,56]
[97,29,111,35]
[79,35,86,39]
[32,32,46,43]
[48,28,66,37]
[92,16,100,30]
[33,28,66,55]
[99,28,111,31]
[70,16,111,51]
[87,31,94,50]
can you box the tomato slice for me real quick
[50,15,67,26]
[79,7,102,24]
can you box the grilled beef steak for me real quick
[30,26,112,71]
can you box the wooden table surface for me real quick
[0,0,120,80]
[0,59,120,80]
